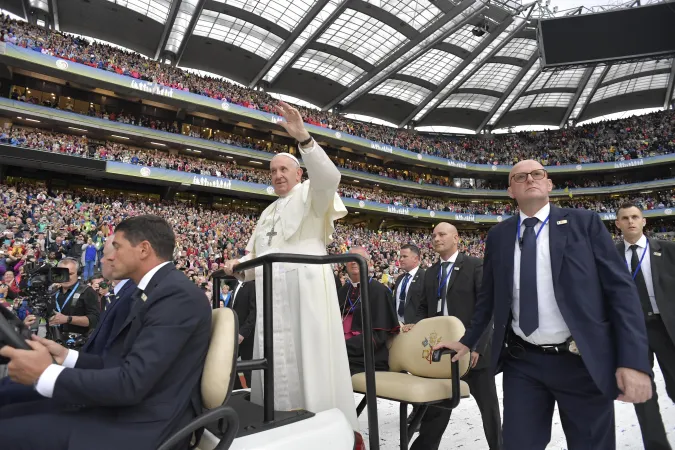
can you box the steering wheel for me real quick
[0,304,32,350]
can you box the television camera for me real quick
[0,263,87,362]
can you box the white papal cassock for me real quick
[238,141,359,430]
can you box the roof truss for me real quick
[666,59,675,109]
[476,52,538,133]
[155,0,183,59]
[489,64,541,130]
[248,0,334,87]
[323,0,482,110]
[398,15,514,127]
[260,0,351,86]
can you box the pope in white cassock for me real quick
[223,102,358,430]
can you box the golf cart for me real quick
[180,253,469,450]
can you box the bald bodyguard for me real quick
[435,160,652,450]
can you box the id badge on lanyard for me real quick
[56,282,80,313]
[436,263,454,314]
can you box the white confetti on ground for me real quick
[358,361,673,449]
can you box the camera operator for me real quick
[48,258,99,335]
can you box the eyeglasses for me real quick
[510,169,547,184]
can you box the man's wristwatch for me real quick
[298,135,313,147]
[67,316,73,324]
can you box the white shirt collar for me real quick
[405,266,419,279]
[624,234,648,251]
[113,279,129,295]
[519,202,551,225]
[137,261,171,291]
[440,250,459,264]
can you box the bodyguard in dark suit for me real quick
[435,160,652,450]
[0,215,212,450]
[229,279,256,389]
[615,202,675,450]
[393,244,426,325]
[409,222,501,450]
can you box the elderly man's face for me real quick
[270,156,302,196]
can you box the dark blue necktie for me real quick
[520,217,539,336]
[397,273,411,317]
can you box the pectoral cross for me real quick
[266,228,278,246]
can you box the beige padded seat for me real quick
[159,308,240,450]
[352,316,471,449]
[202,308,239,408]
[351,371,470,403]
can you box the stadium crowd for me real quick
[2,127,674,215]
[1,14,674,166]
[0,179,674,312]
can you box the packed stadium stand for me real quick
[0,0,674,448]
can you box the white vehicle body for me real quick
[197,408,356,450]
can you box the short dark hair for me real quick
[617,202,643,216]
[401,244,421,257]
[114,215,175,261]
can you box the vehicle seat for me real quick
[351,316,471,449]
[158,307,240,450]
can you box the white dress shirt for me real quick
[114,279,129,295]
[512,203,571,345]
[36,262,171,397]
[396,266,418,322]
[623,234,659,314]
[438,251,459,316]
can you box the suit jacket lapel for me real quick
[502,216,518,301]
[111,264,175,342]
[617,241,626,256]
[85,282,132,349]
[548,205,569,286]
[445,253,464,294]
[405,270,421,303]
[649,239,663,305]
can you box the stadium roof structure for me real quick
[7,0,675,132]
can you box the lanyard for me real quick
[628,240,649,280]
[516,215,551,244]
[55,282,79,313]
[342,278,372,319]
[437,262,455,299]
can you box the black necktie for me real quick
[440,262,451,315]
[630,245,652,314]
[128,287,145,315]
[397,273,411,317]
[520,217,539,336]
